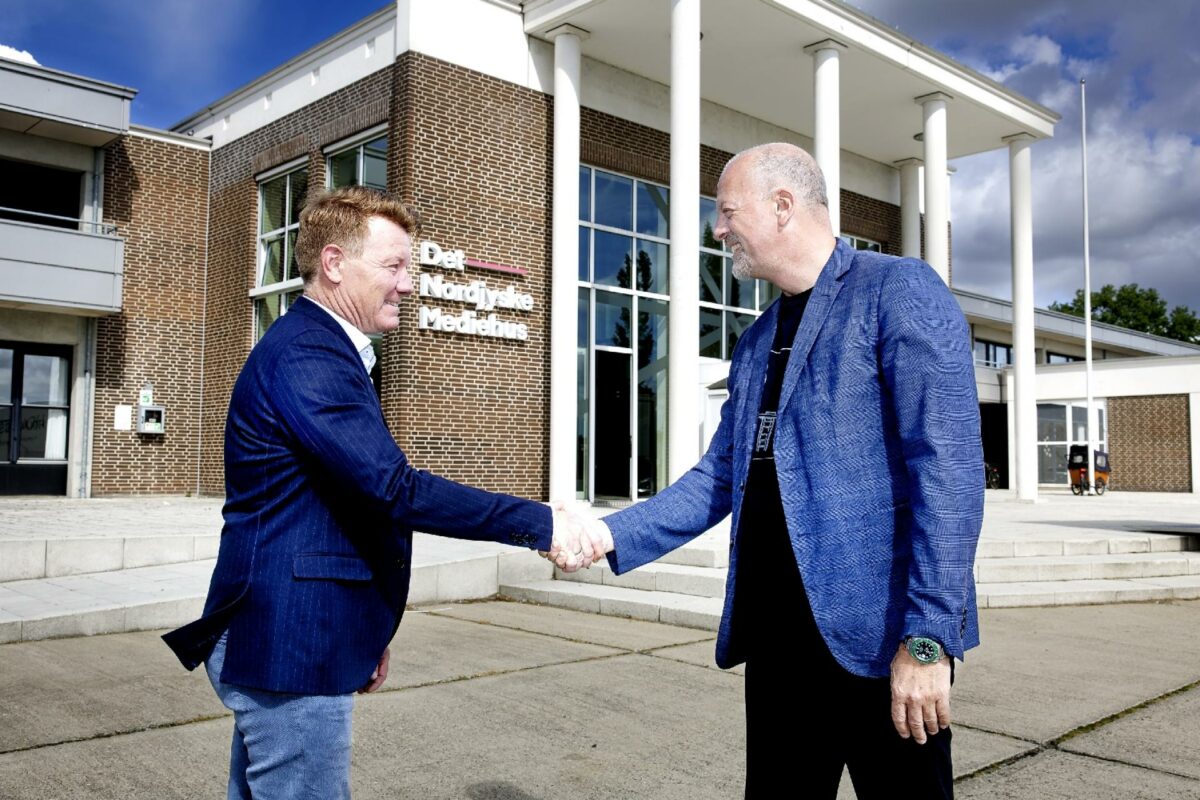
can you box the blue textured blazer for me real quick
[605,240,984,677]
[163,296,552,695]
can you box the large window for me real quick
[974,339,1013,368]
[327,130,387,192]
[1037,401,1107,484]
[840,234,882,253]
[0,157,84,231]
[577,166,671,500]
[577,166,785,499]
[251,163,308,340]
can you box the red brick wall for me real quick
[383,53,551,498]
[842,191,902,256]
[94,134,209,494]
[1108,394,1192,492]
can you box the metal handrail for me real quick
[0,206,118,236]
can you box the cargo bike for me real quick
[1068,444,1111,495]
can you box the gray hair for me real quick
[729,143,829,210]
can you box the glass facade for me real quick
[577,166,778,500]
[1037,401,1107,484]
[578,166,672,500]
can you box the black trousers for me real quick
[743,649,954,799]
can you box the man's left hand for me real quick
[889,643,951,744]
[359,647,390,694]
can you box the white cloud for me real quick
[0,44,38,65]
[1011,34,1062,67]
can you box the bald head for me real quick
[724,143,829,212]
[714,143,836,294]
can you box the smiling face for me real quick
[713,155,779,282]
[337,215,414,333]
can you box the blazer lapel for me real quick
[776,240,852,417]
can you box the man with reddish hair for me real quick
[165,186,599,799]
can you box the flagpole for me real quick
[1081,77,1097,494]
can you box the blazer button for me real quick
[395,559,407,570]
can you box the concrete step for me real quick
[0,534,221,583]
[656,527,730,568]
[977,552,1200,584]
[977,574,1200,608]
[977,533,1199,559]
[500,580,722,631]
[556,560,727,599]
[0,542,556,644]
[508,571,1200,626]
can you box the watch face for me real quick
[908,637,943,664]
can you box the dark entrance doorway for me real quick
[0,342,72,495]
[593,349,631,499]
[980,403,1008,490]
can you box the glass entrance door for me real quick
[0,342,71,495]
[593,350,631,499]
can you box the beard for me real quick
[730,248,755,281]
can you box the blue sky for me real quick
[3,0,1197,316]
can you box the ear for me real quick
[773,188,796,226]
[319,244,345,286]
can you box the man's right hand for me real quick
[541,503,614,572]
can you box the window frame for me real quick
[252,158,309,340]
[324,124,389,193]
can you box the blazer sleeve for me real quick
[877,261,984,658]
[271,328,552,551]
[603,353,739,575]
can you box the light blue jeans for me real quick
[205,632,354,800]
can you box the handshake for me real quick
[542,501,614,573]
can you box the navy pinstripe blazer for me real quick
[163,296,552,695]
[605,240,984,677]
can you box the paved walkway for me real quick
[0,598,1197,798]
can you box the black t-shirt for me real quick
[733,288,818,659]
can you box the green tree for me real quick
[1048,283,1200,344]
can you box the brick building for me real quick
[2,0,1197,500]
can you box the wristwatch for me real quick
[904,636,944,665]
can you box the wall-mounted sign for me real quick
[416,240,533,341]
[420,240,529,276]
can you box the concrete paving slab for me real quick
[955,601,1200,742]
[0,631,225,753]
[350,653,747,800]
[649,639,742,675]
[1059,684,1200,779]
[952,727,1040,778]
[0,717,230,800]
[383,609,621,690]
[429,600,714,652]
[955,749,1200,799]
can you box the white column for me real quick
[916,92,952,283]
[668,0,701,482]
[894,158,922,259]
[548,24,587,502]
[1006,133,1037,502]
[803,39,846,234]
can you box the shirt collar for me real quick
[305,296,376,374]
